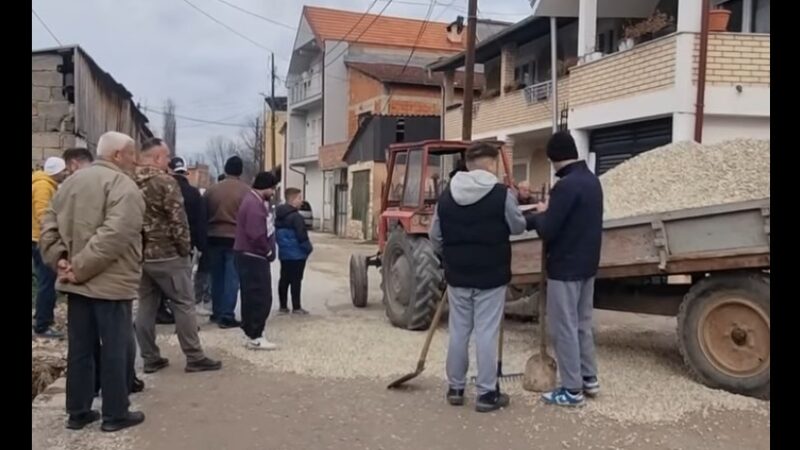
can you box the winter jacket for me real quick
[275,204,313,261]
[525,160,603,281]
[39,160,145,300]
[135,165,192,261]
[205,177,250,241]
[173,174,207,252]
[233,191,276,260]
[429,169,526,289]
[32,171,58,242]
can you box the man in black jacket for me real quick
[430,142,527,413]
[525,131,603,408]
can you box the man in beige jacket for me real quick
[39,132,146,433]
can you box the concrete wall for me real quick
[304,163,324,229]
[323,41,349,146]
[32,54,76,168]
[345,161,387,241]
[701,115,770,144]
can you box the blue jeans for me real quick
[32,241,57,333]
[207,245,239,322]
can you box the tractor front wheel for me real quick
[381,228,443,330]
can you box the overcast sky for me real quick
[32,0,531,159]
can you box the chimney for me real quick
[446,16,465,44]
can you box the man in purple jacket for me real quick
[233,172,279,351]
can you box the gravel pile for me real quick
[181,313,768,425]
[600,139,770,220]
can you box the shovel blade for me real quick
[387,369,423,389]
[522,352,557,392]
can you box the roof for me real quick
[303,6,463,52]
[346,62,484,90]
[265,96,288,112]
[429,16,575,72]
[32,45,152,133]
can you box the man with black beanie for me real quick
[233,172,279,350]
[204,156,250,328]
[524,130,603,408]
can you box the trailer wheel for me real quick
[382,228,443,330]
[677,274,770,398]
[350,254,369,308]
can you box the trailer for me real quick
[509,198,770,398]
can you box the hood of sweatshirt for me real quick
[448,169,499,206]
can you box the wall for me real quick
[570,34,677,107]
[32,53,76,167]
[263,110,286,171]
[323,40,350,146]
[693,33,770,86]
[702,115,770,144]
[348,68,385,137]
[304,163,324,229]
[345,161,387,241]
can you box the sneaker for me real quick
[143,357,170,374]
[291,308,310,316]
[541,387,585,407]
[278,308,290,315]
[446,387,465,406]
[101,411,145,433]
[246,337,278,351]
[475,391,510,413]
[66,410,100,430]
[34,327,64,339]
[217,318,242,329]
[185,357,222,373]
[583,377,600,397]
[195,304,212,316]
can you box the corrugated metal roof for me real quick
[346,61,484,89]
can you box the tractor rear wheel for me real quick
[381,228,443,330]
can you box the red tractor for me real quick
[349,140,532,330]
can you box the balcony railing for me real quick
[289,75,322,104]
[289,138,318,161]
[523,81,553,105]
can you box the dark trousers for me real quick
[278,260,307,311]
[32,242,57,333]
[207,245,239,322]
[234,253,272,340]
[94,324,138,395]
[66,294,132,421]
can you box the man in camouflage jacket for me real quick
[133,138,222,374]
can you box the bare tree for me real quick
[237,114,265,181]
[204,136,239,179]
[163,99,177,156]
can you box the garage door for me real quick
[590,117,673,176]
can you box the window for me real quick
[513,160,529,183]
[402,149,424,208]
[387,151,407,202]
[395,118,406,143]
[514,62,536,86]
[754,0,769,33]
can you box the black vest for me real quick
[438,184,511,289]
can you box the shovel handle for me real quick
[417,288,449,367]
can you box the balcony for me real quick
[289,138,318,162]
[444,78,570,140]
[288,74,322,110]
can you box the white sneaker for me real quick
[245,337,278,351]
[195,304,212,316]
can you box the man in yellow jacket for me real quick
[32,157,67,338]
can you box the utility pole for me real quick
[461,0,478,141]
[270,52,277,169]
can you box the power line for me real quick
[213,0,296,31]
[323,0,381,68]
[143,106,252,128]
[180,0,289,61]
[326,0,396,71]
[32,8,62,46]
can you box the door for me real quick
[322,171,334,232]
[351,170,371,240]
[590,117,673,176]
[334,175,348,237]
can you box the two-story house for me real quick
[431,0,769,191]
[285,6,504,232]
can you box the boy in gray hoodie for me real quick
[429,142,526,412]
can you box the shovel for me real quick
[387,288,448,389]
[523,242,558,392]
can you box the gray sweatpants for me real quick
[446,285,505,396]
[547,277,598,391]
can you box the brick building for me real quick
[32,46,152,168]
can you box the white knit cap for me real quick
[43,157,66,176]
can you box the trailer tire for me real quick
[677,274,770,399]
[350,254,369,308]
[382,228,443,330]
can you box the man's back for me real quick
[205,178,250,239]
[135,166,191,261]
[173,174,207,252]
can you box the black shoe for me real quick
[101,411,145,433]
[475,391,510,413]
[278,308,290,315]
[143,357,170,374]
[217,318,241,329]
[130,376,145,394]
[185,357,222,373]
[66,410,100,430]
[446,388,465,406]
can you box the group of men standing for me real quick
[431,131,603,412]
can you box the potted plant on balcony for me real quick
[708,6,732,32]
[621,10,674,50]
